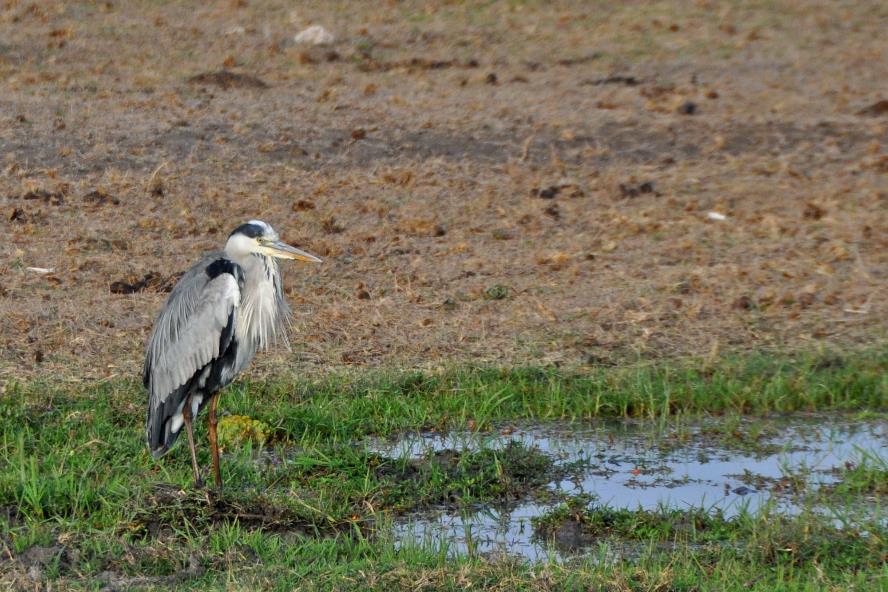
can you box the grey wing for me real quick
[144,255,243,457]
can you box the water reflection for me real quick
[366,418,887,561]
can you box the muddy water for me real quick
[365,418,887,561]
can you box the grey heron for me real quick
[143,220,321,488]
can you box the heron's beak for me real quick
[260,240,322,263]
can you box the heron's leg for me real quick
[207,393,222,489]
[182,401,203,488]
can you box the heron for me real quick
[143,220,321,488]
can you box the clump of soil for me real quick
[110,272,182,294]
[186,70,268,89]
[857,99,888,117]
[131,484,314,538]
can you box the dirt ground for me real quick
[0,0,885,381]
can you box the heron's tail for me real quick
[146,386,187,459]
[147,414,181,459]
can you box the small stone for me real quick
[294,25,335,46]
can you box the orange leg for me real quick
[182,401,203,488]
[208,393,222,489]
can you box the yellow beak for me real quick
[260,240,322,263]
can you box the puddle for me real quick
[365,418,887,561]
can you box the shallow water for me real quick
[365,417,887,561]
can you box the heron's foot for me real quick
[191,467,208,490]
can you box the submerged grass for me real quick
[821,448,888,498]
[0,349,886,589]
[532,494,885,574]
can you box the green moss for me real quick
[217,415,270,449]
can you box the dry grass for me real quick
[0,0,886,381]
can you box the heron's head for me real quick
[225,220,321,263]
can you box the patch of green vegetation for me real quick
[0,349,885,589]
[230,348,887,439]
[483,284,510,300]
[377,441,552,510]
[216,414,270,448]
[533,494,886,573]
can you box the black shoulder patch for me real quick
[205,259,244,288]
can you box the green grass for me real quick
[374,441,553,511]
[231,348,888,440]
[0,348,886,589]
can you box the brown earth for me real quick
[0,1,886,381]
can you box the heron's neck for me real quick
[235,254,283,350]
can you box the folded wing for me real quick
[144,256,243,457]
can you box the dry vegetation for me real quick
[0,0,886,381]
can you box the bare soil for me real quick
[0,1,886,381]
